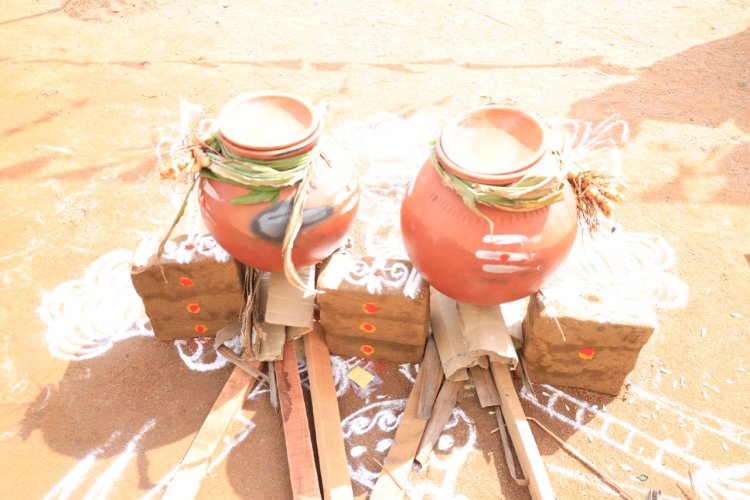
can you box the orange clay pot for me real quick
[198,92,359,272]
[199,157,359,272]
[400,106,578,305]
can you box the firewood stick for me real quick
[163,365,261,499]
[303,325,354,500]
[470,364,501,408]
[417,336,443,420]
[370,356,436,500]
[414,379,462,466]
[490,362,555,500]
[275,340,322,499]
[216,345,270,383]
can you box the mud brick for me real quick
[521,293,657,396]
[130,234,244,341]
[317,253,430,363]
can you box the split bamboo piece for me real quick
[217,344,270,383]
[162,364,262,500]
[264,268,316,329]
[470,364,501,408]
[417,336,443,420]
[490,362,555,500]
[255,322,287,361]
[430,290,518,381]
[303,324,354,500]
[275,340,322,499]
[370,354,437,499]
[414,379,462,466]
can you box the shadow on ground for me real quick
[570,28,750,206]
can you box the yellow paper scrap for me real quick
[348,366,374,388]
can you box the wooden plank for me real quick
[414,379,462,466]
[470,364,502,408]
[370,355,436,499]
[490,362,555,500]
[417,336,443,420]
[303,324,354,500]
[275,340,322,500]
[162,364,261,500]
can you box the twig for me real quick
[527,417,634,500]
[537,290,566,342]
[268,361,279,413]
[131,173,198,280]
[217,345,270,383]
[464,5,514,27]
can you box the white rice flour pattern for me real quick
[37,113,712,499]
[523,384,750,498]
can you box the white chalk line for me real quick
[523,383,750,492]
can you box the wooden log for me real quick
[414,379,462,466]
[370,354,437,499]
[303,324,354,500]
[275,340,322,500]
[162,364,261,500]
[417,336,443,420]
[470,364,501,408]
[490,362,555,500]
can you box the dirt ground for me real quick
[1,1,749,499]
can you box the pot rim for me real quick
[436,105,546,185]
[218,121,323,161]
[217,91,321,151]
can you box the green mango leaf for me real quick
[230,189,280,205]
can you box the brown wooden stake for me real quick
[414,379,462,466]
[417,336,443,420]
[490,362,555,500]
[470,364,502,408]
[303,324,354,500]
[162,364,261,500]
[275,340,322,500]
[370,356,437,500]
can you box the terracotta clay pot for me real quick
[400,106,578,305]
[200,159,358,272]
[199,92,359,272]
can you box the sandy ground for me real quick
[1,1,749,499]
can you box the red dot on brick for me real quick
[499,253,510,263]
[184,244,195,251]
[187,303,200,314]
[179,276,194,287]
[194,324,207,334]
[359,322,376,333]
[578,348,595,360]
[362,302,379,314]
[360,345,375,356]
